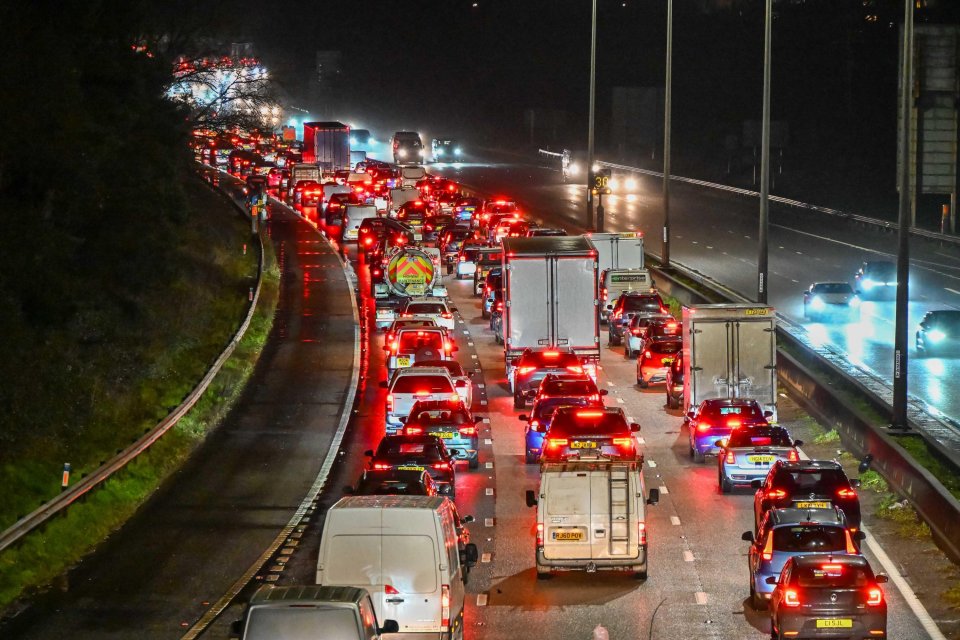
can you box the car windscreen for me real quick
[929,312,960,330]
[813,283,853,294]
[397,332,444,352]
[794,564,871,588]
[377,440,443,458]
[772,525,847,552]
[728,427,793,448]
[549,412,628,435]
[405,303,446,315]
[648,340,681,355]
[622,296,663,312]
[391,375,452,394]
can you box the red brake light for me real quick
[837,488,857,499]
[384,584,400,595]
[867,587,883,606]
[536,523,544,546]
[725,450,736,464]
[613,437,634,448]
[459,426,477,436]
[638,522,647,546]
[386,393,394,412]
[529,419,540,430]
[441,312,453,319]
[433,461,451,470]
[761,531,774,562]
[404,426,423,435]
[767,488,787,500]
[576,410,604,418]
[726,419,742,428]
[786,449,799,463]
[373,462,391,470]
[631,328,641,336]
[543,351,560,357]
[644,350,652,358]
[566,365,584,374]
[783,589,800,607]
[441,584,450,627]
[517,366,537,375]
[695,422,711,433]
[548,438,568,448]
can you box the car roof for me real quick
[393,366,451,378]
[379,433,444,444]
[790,553,868,569]
[406,297,448,305]
[774,459,844,472]
[769,507,845,527]
[250,584,367,606]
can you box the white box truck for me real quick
[525,461,659,579]
[681,303,778,418]
[584,231,645,273]
[316,496,478,640]
[501,236,600,366]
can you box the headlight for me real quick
[860,278,875,290]
[810,296,826,311]
[436,148,444,155]
[454,148,462,156]
[349,136,358,145]
[368,137,375,145]
[609,178,620,191]
[398,149,407,158]
[849,296,861,307]
[928,329,947,343]
[567,162,580,176]
[625,177,638,191]
[418,149,426,156]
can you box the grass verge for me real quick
[0,189,280,610]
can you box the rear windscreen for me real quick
[794,565,871,588]
[702,403,763,420]
[406,303,446,315]
[550,411,628,435]
[728,427,792,448]
[776,469,850,493]
[391,375,452,394]
[622,296,663,312]
[649,341,681,355]
[246,607,356,637]
[478,252,502,264]
[398,332,443,352]
[772,526,847,552]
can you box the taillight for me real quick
[548,438,568,448]
[726,419,742,428]
[638,522,647,546]
[458,256,465,262]
[441,584,450,627]
[725,450,736,464]
[761,531,774,562]
[529,419,540,431]
[867,587,883,606]
[385,584,400,595]
[444,341,453,352]
[536,523,544,546]
[613,437,634,448]
[644,350,652,359]
[459,426,477,436]
[566,365,583,374]
[787,449,799,462]
[695,422,711,433]
[767,488,787,500]
[433,461,451,470]
[386,394,394,412]
[405,426,423,435]
[783,589,800,607]
[631,328,641,336]
[389,340,399,353]
[373,462,391,470]
[441,312,453,319]
[517,366,537,375]
[837,488,857,499]
[601,287,608,301]
[450,393,460,403]
[576,410,604,417]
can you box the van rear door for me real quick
[542,473,592,561]
[381,534,441,633]
[589,466,636,560]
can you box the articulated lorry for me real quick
[681,303,777,419]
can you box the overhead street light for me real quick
[586,0,600,231]
[662,0,673,267]
[757,0,772,304]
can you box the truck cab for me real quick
[526,461,659,579]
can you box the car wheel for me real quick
[721,475,733,494]
[468,455,479,470]
[752,583,767,610]
[536,566,552,580]
[481,308,489,320]
[609,333,621,346]
[634,567,648,580]
[525,451,538,464]
[667,393,679,410]
[689,443,695,459]
[446,265,453,275]
[624,347,633,359]
[693,449,705,463]
[638,378,648,389]
[448,488,457,501]
[514,392,525,409]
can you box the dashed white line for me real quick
[484,517,495,527]
[683,550,694,562]
[647,460,657,468]
[477,383,486,388]
[468,341,475,346]
[659,485,668,494]
[485,461,494,469]
[616,397,625,404]
[670,516,681,526]
[485,488,494,496]
[477,594,488,606]
[471,354,478,359]
[695,592,708,605]
[636,437,646,445]
[946,287,960,296]
[481,552,492,563]
[484,438,493,445]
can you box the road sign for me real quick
[591,169,612,195]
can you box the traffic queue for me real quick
[198,129,891,640]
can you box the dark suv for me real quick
[753,459,862,533]
[510,348,585,408]
[607,290,668,346]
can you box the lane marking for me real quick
[946,287,960,296]
[484,517,495,527]
[671,516,681,526]
[637,437,646,445]
[482,418,490,423]
[479,399,487,405]
[695,592,708,605]
[659,485,668,494]
[484,438,493,445]
[468,342,475,346]
[485,462,494,469]
[616,397,625,404]
[481,552,492,563]
[477,594,488,606]
[485,488,494,496]
[647,460,657,468]
[683,550,694,562]
[477,383,486,388]
[863,525,947,640]
[471,354,478,359]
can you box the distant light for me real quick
[591,163,600,173]
[625,177,638,191]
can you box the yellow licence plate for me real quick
[431,432,455,439]
[396,465,425,471]
[795,501,830,509]
[552,531,584,541]
[816,619,853,629]
[396,357,411,367]
[571,441,597,449]
[748,455,776,463]
[662,358,674,365]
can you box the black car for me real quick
[607,291,668,346]
[768,554,887,640]
[916,309,960,356]
[365,434,459,498]
[510,348,590,408]
[753,460,862,533]
[854,260,897,300]
[346,468,437,496]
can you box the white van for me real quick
[600,268,654,323]
[400,166,426,188]
[343,204,378,241]
[316,496,478,640]
[525,461,659,579]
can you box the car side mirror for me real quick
[750,479,763,490]
[686,410,696,420]
[630,423,641,432]
[379,380,389,388]
[509,358,519,367]
[850,478,861,488]
[462,542,479,566]
[765,576,778,585]
[343,485,355,494]
[854,531,866,542]
[230,620,243,637]
[599,389,609,396]
[741,531,755,543]
[714,439,727,448]
[380,620,400,634]
[647,488,659,505]
[364,449,374,457]
[398,416,407,424]
[525,490,538,507]
[875,573,889,584]
[793,439,804,447]
[462,514,475,524]
[763,410,774,418]
[519,414,529,422]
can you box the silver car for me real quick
[802,282,860,322]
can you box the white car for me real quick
[803,282,860,322]
[400,297,456,332]
[381,367,458,430]
[413,359,474,408]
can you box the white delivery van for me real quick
[343,204,378,242]
[316,496,478,640]
[600,268,654,323]
[525,461,659,579]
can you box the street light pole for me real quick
[662,0,673,267]
[892,0,914,430]
[587,0,598,231]
[758,0,772,304]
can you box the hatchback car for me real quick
[365,434,458,498]
[384,327,456,375]
[743,507,863,609]
[803,282,861,322]
[854,260,897,300]
[412,359,473,407]
[687,398,772,462]
[399,298,457,332]
[382,366,458,430]
[510,348,588,408]
[473,247,503,296]
[624,314,676,359]
[539,407,641,463]
[916,309,960,356]
[636,338,682,388]
[718,426,802,493]
[520,396,605,464]
[753,459,862,532]
[768,554,887,639]
[455,242,485,279]
[607,291,669,346]
[346,468,438,496]
[439,227,475,272]
[453,197,481,222]
[481,268,503,319]
[403,399,482,469]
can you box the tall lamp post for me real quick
[662,0,673,267]
[587,0,599,230]
[892,0,914,430]
[757,0,772,303]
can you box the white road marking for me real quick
[468,342,475,346]
[484,517,495,527]
[484,438,493,445]
[647,460,657,468]
[670,516,681,526]
[477,594,488,606]
[485,461,494,469]
[607,381,616,387]
[706,245,713,250]
[485,487,494,496]
[479,399,487,405]
[637,437,646,445]
[683,550,694,562]
[695,592,708,605]
[659,485,668,494]
[463,330,470,335]
[481,552,492,563]
[627,416,635,422]
[482,418,490,423]
[863,525,948,640]
[945,287,960,296]
[616,397,625,404]
[471,354,478,359]
[477,383,486,388]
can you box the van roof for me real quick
[335,495,448,510]
[250,584,367,606]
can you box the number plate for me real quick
[571,440,597,449]
[662,357,675,365]
[816,619,852,629]
[748,455,776,463]
[552,530,584,541]
[413,233,423,241]
[396,465,425,471]
[396,357,411,367]
[431,432,455,439]
[795,501,831,509]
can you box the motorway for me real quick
[1,167,942,640]
[431,159,960,423]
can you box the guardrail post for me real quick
[61,463,71,491]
